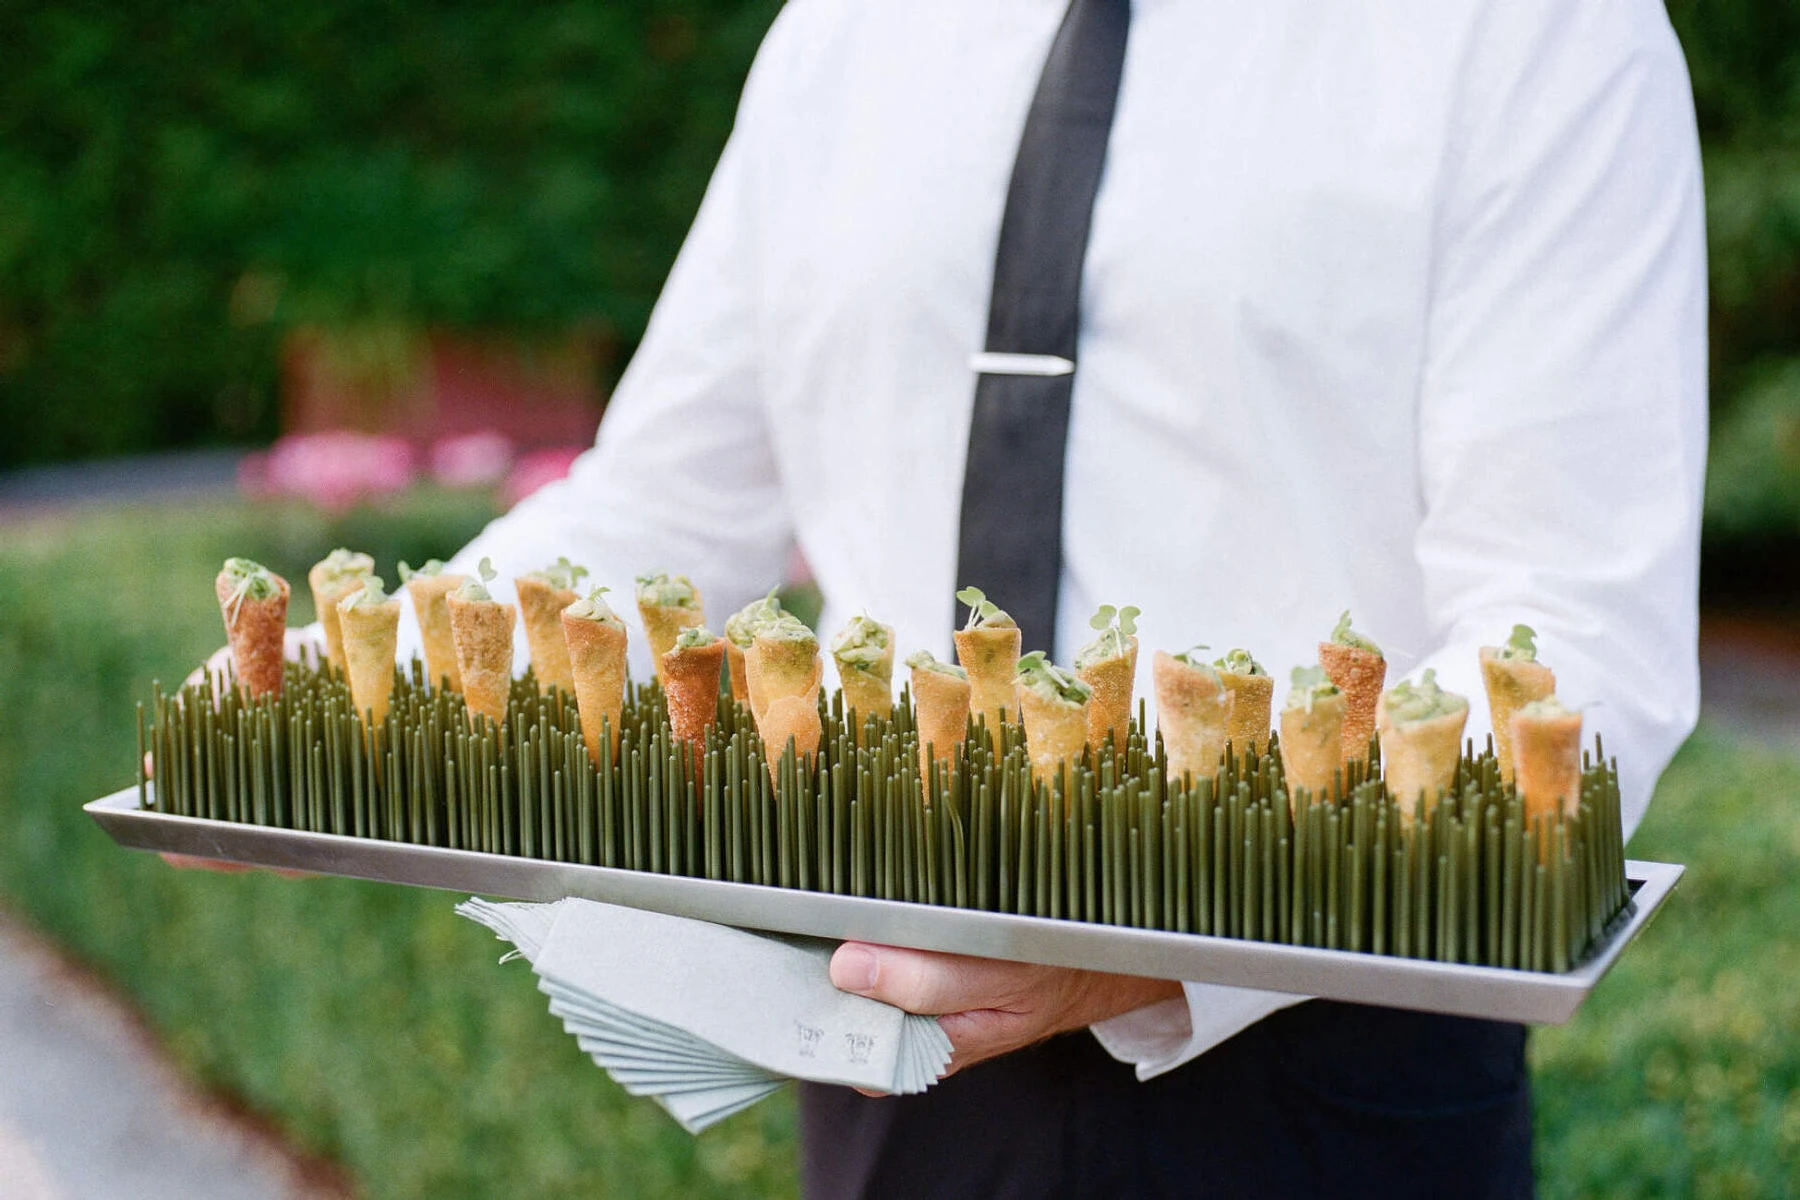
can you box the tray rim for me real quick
[86,785,1682,1026]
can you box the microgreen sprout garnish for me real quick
[1075,604,1140,670]
[1172,644,1212,666]
[1329,610,1382,655]
[1015,650,1092,706]
[1496,624,1539,662]
[674,625,715,650]
[725,587,785,648]
[220,557,279,625]
[636,572,699,609]
[1285,665,1340,714]
[455,557,499,603]
[1213,648,1266,676]
[955,586,1014,630]
[530,556,589,591]
[342,574,391,609]
[397,559,446,583]
[1383,668,1467,724]
[905,650,968,679]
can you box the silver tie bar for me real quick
[969,351,1076,377]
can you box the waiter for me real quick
[446,0,1706,1194]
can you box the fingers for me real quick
[829,943,1043,1015]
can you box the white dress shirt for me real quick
[438,0,1708,1077]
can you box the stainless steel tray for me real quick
[87,786,1681,1025]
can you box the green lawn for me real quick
[1,495,1794,1198]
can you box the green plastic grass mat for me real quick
[142,656,1630,974]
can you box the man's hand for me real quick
[829,943,1184,1084]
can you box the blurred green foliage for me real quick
[0,495,799,1200]
[2,497,1797,1195]
[0,1,782,466]
[0,2,1798,519]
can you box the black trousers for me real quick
[798,1000,1533,1199]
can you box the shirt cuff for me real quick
[1089,983,1309,1080]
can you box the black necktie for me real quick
[954,0,1131,657]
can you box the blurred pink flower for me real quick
[242,431,417,513]
[502,445,585,507]
[430,431,515,488]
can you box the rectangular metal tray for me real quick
[87,786,1681,1025]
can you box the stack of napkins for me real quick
[458,897,954,1133]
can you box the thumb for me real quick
[829,943,1032,1015]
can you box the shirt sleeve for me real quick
[1408,0,1708,839]
[438,9,808,680]
[1092,0,1707,1079]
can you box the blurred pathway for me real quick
[0,449,242,518]
[0,915,348,1200]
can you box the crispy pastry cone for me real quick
[1512,702,1583,827]
[663,637,727,753]
[1481,649,1556,784]
[640,604,705,688]
[725,642,752,703]
[1377,703,1468,820]
[1280,692,1347,800]
[954,625,1022,735]
[562,611,627,764]
[836,628,897,725]
[746,634,824,773]
[910,664,971,779]
[1019,687,1088,789]
[1077,637,1138,753]
[1153,652,1234,785]
[515,576,579,694]
[406,573,466,692]
[338,592,402,725]
[1219,671,1274,756]
[308,550,374,673]
[215,564,289,699]
[1318,641,1385,764]
[447,593,517,728]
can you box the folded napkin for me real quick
[458,897,954,1133]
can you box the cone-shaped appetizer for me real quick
[337,575,402,725]
[635,572,705,688]
[953,586,1022,736]
[723,588,785,703]
[1480,624,1556,785]
[1015,651,1093,789]
[1318,611,1386,765]
[515,556,587,695]
[1376,669,1469,819]
[1074,604,1140,752]
[1214,648,1274,755]
[1154,648,1234,785]
[399,560,466,692]
[1512,696,1583,827]
[906,651,970,778]
[1280,666,1346,801]
[446,558,516,729]
[561,586,628,764]
[831,614,896,725]
[215,557,290,699]
[745,613,824,772]
[308,548,375,673]
[662,626,727,755]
